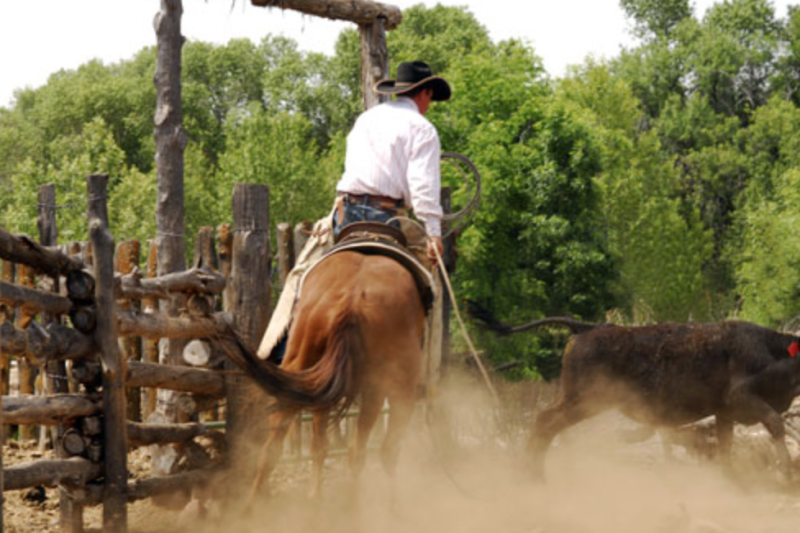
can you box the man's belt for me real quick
[339,192,406,210]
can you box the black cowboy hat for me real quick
[374,61,452,101]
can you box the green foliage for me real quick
[734,168,800,326]
[620,0,692,39]
[216,105,333,229]
[5,2,800,379]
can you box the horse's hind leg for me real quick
[350,386,385,483]
[309,409,330,500]
[245,408,297,508]
[380,390,416,478]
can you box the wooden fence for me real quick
[0,176,271,532]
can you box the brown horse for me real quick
[218,250,427,503]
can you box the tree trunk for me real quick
[153,1,189,487]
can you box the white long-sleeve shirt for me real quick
[336,97,443,237]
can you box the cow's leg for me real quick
[244,407,298,509]
[728,393,792,481]
[308,409,330,501]
[715,415,733,465]
[528,396,603,480]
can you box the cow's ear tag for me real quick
[788,342,799,358]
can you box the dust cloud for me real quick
[179,374,800,533]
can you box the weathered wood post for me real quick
[38,184,83,533]
[116,240,142,422]
[141,240,159,420]
[87,174,128,532]
[275,222,294,289]
[153,0,188,430]
[292,221,313,263]
[0,260,13,400]
[360,18,390,110]
[216,224,233,311]
[17,263,37,441]
[39,185,71,401]
[1,387,4,532]
[193,227,217,272]
[225,184,271,478]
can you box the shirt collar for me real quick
[395,96,421,114]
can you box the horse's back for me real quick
[296,251,425,377]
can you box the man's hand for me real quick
[427,236,444,266]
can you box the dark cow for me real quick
[469,304,800,480]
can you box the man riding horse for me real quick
[258,60,451,362]
[234,62,452,503]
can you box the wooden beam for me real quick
[126,421,207,448]
[2,395,101,426]
[251,0,402,30]
[3,458,102,492]
[0,279,72,316]
[0,308,95,367]
[115,267,225,301]
[87,174,128,531]
[117,310,228,340]
[0,227,84,278]
[126,360,225,397]
[128,468,219,502]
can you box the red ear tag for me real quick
[788,342,799,358]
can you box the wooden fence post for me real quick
[141,240,158,420]
[216,224,232,313]
[38,184,83,533]
[275,222,294,289]
[116,240,142,422]
[292,221,313,262]
[0,260,14,399]
[359,18,390,111]
[225,184,272,481]
[87,174,128,532]
[17,263,37,442]
[1,388,4,532]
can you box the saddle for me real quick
[298,221,435,313]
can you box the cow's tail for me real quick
[467,300,601,336]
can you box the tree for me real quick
[620,0,692,40]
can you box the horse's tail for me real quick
[467,300,601,335]
[210,324,318,408]
[211,311,364,414]
[300,309,365,416]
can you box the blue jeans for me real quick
[333,202,401,238]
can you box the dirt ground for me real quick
[4,378,800,533]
